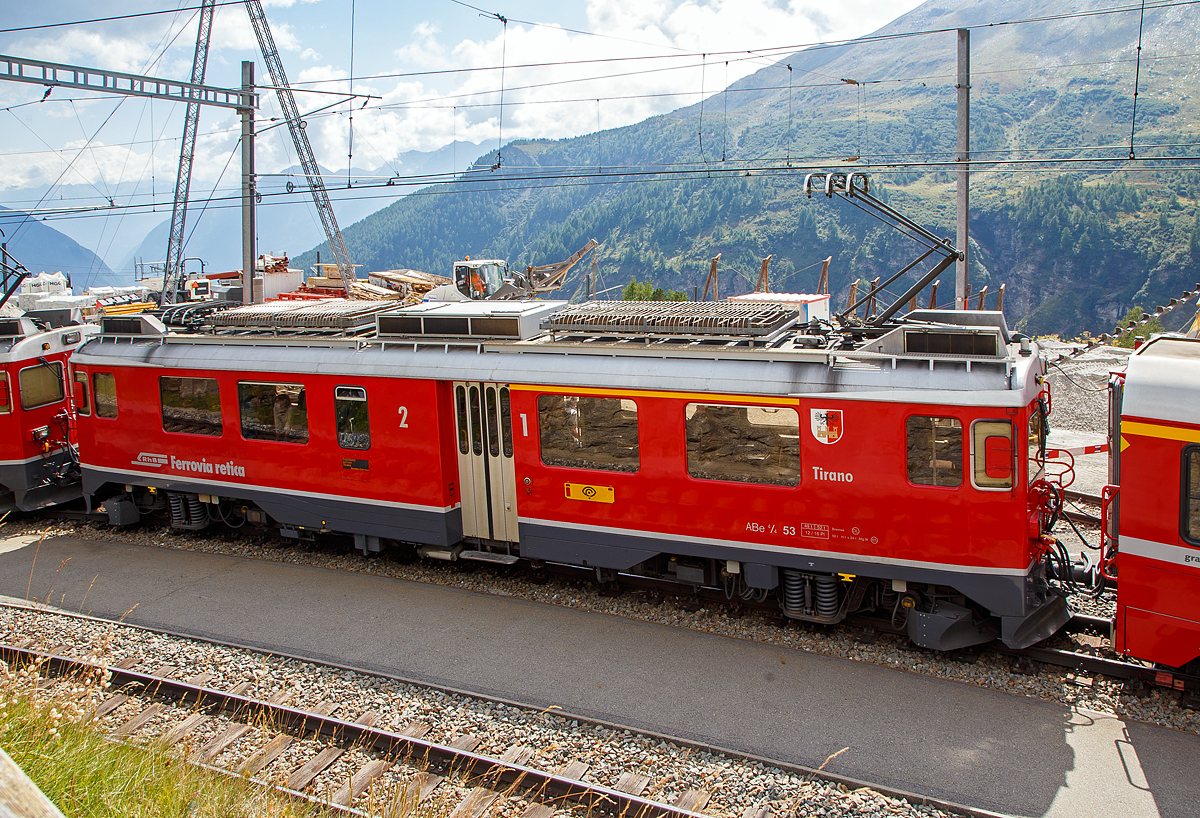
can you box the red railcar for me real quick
[73,302,1070,651]
[1111,336,1200,674]
[0,313,99,512]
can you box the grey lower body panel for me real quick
[83,467,460,548]
[519,521,1034,618]
[0,452,81,512]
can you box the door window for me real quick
[335,386,370,450]
[1185,447,1200,544]
[972,420,1014,490]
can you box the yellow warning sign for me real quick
[564,483,615,504]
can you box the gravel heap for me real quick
[1039,342,1129,434]
[0,605,957,818]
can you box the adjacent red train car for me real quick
[72,301,1070,651]
[1111,336,1200,674]
[0,313,99,512]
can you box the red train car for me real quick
[1111,335,1200,674]
[73,301,1070,651]
[0,313,99,512]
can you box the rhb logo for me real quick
[810,409,844,445]
[134,452,169,468]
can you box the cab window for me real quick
[0,372,10,415]
[19,361,63,410]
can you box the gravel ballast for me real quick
[1,604,960,818]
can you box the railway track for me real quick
[0,641,720,818]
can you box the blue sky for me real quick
[0,0,925,185]
[0,0,923,268]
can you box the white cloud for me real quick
[0,1,925,196]
[335,0,924,165]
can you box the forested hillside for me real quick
[297,0,1200,337]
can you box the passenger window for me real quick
[93,372,117,418]
[238,382,308,443]
[335,386,370,450]
[538,394,639,473]
[19,361,64,409]
[161,377,223,436]
[972,420,1014,490]
[0,372,10,415]
[73,369,91,416]
[1185,447,1200,544]
[686,403,800,486]
[906,416,963,487]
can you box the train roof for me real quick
[0,314,99,363]
[1123,335,1200,425]
[73,300,1044,407]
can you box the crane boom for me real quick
[162,0,216,306]
[244,0,354,297]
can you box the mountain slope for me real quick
[0,206,119,289]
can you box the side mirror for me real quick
[0,380,8,410]
[72,379,84,405]
[984,435,1013,479]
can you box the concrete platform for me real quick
[1,534,1196,818]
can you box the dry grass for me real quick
[0,655,336,818]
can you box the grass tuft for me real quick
[0,656,335,818]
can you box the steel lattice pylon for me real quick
[245,0,354,297]
[162,0,216,306]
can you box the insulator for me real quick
[168,494,185,528]
[781,569,806,614]
[815,576,841,618]
[187,496,205,525]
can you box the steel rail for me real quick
[0,643,712,818]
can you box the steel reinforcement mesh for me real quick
[544,301,798,337]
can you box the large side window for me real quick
[686,403,800,486]
[1185,447,1200,544]
[538,394,639,473]
[160,376,223,436]
[72,369,91,416]
[0,372,10,415]
[93,373,117,418]
[972,419,1014,490]
[238,382,308,443]
[19,361,63,410]
[335,386,370,450]
[906,416,963,487]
